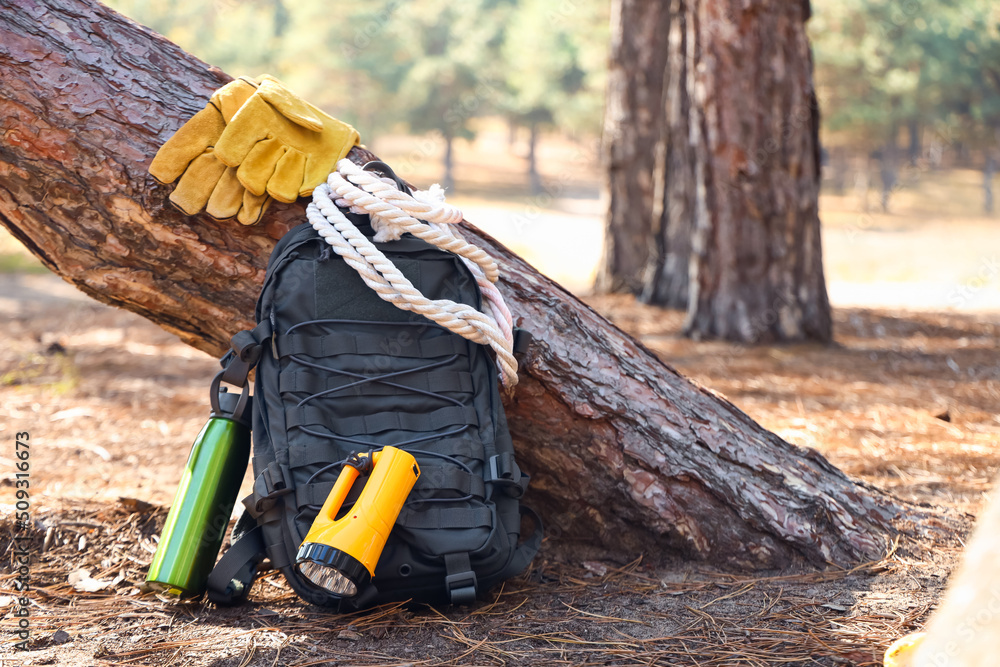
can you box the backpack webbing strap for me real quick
[279,370,475,396]
[288,405,479,435]
[206,524,267,607]
[295,482,336,509]
[412,466,486,500]
[287,439,483,469]
[294,467,486,509]
[273,333,466,359]
[398,506,492,530]
[444,552,478,605]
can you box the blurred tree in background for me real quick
[361,0,511,190]
[594,0,671,296]
[107,0,290,74]
[502,0,607,193]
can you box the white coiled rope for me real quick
[306,159,517,386]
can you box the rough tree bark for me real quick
[642,0,694,310]
[1,0,906,568]
[683,0,832,343]
[595,0,672,295]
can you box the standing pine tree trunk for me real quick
[442,132,455,192]
[683,0,831,343]
[596,0,673,294]
[642,0,694,309]
[879,129,899,213]
[907,119,921,167]
[986,155,995,215]
[984,128,997,215]
[527,121,542,196]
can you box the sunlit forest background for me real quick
[101,0,1000,308]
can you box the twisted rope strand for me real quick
[328,160,511,345]
[307,164,518,386]
[331,160,500,283]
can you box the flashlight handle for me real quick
[318,459,363,521]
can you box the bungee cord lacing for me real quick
[305,159,517,386]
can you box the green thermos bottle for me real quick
[145,372,252,598]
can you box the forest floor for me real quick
[1,140,998,665]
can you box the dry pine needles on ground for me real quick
[0,497,964,666]
[2,285,997,665]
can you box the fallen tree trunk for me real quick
[0,0,907,568]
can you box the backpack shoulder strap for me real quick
[206,522,267,607]
[498,507,543,582]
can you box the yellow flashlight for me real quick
[296,446,419,598]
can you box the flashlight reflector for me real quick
[296,541,370,597]
[299,562,357,597]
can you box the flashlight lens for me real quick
[296,542,371,599]
[298,560,358,597]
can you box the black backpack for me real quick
[206,199,540,610]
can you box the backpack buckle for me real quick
[246,463,293,517]
[487,453,527,499]
[444,570,478,605]
[444,552,478,605]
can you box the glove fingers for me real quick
[257,79,324,132]
[168,151,227,215]
[237,190,271,226]
[149,106,225,184]
[267,149,306,203]
[181,159,273,224]
[300,124,360,197]
[206,167,246,220]
[237,138,286,196]
[215,97,273,167]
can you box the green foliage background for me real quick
[810,0,1000,159]
[105,0,609,148]
[104,0,1000,169]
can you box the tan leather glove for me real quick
[149,76,273,225]
[213,78,360,203]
